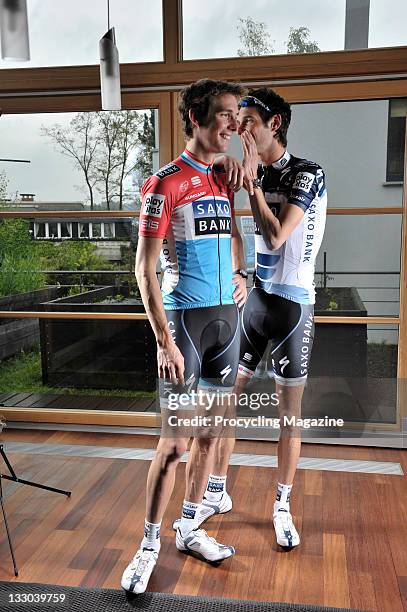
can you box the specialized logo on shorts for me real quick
[140,218,159,232]
[143,193,165,218]
[193,200,231,236]
[293,172,315,193]
[279,356,290,374]
[155,163,181,179]
[191,175,202,187]
[220,364,232,384]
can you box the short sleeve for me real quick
[289,166,319,212]
[139,175,174,238]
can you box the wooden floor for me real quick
[0,429,406,611]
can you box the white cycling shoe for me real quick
[121,548,159,593]
[176,527,235,562]
[273,505,300,549]
[172,492,232,531]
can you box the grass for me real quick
[0,348,155,398]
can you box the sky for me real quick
[0,0,406,203]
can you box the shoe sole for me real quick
[176,542,235,564]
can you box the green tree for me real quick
[43,110,152,210]
[134,110,155,183]
[42,114,100,209]
[286,26,320,54]
[237,16,274,57]
[0,219,47,296]
[0,170,10,205]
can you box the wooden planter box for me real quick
[40,287,157,392]
[310,287,368,377]
[0,286,61,361]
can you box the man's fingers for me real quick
[227,164,234,185]
[237,166,244,190]
[177,366,185,386]
[232,166,239,189]
[168,363,177,384]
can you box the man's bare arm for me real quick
[135,235,184,383]
[241,130,304,250]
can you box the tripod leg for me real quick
[0,448,71,497]
[1,476,71,497]
[0,481,18,576]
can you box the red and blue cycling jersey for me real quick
[139,149,235,310]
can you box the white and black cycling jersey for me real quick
[254,150,327,305]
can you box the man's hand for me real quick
[232,273,247,308]
[213,154,244,192]
[240,130,259,196]
[157,340,185,385]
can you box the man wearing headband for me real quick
[176,88,327,550]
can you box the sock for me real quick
[205,474,226,502]
[179,500,200,536]
[275,482,292,512]
[141,519,161,552]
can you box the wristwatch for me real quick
[252,178,262,189]
[233,269,248,279]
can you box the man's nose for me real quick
[229,116,238,131]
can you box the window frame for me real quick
[0,0,406,428]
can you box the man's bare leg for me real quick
[273,381,305,548]
[276,382,304,485]
[145,436,189,524]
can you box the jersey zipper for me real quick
[207,166,222,305]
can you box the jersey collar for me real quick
[270,150,291,171]
[180,148,213,173]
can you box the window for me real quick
[34,221,72,239]
[79,223,90,238]
[103,223,114,238]
[48,222,58,239]
[182,0,407,60]
[92,223,102,238]
[60,222,72,239]
[0,109,158,211]
[35,222,46,238]
[0,0,163,69]
[386,99,406,183]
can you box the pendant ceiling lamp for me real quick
[0,0,30,61]
[99,0,121,110]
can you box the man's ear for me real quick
[188,108,199,130]
[268,113,282,136]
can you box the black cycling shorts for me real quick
[163,303,240,393]
[238,288,314,386]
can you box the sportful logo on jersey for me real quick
[192,199,231,236]
[143,193,165,217]
[140,218,159,232]
[293,172,315,193]
[191,175,202,187]
[155,164,182,179]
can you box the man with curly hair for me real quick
[121,79,247,593]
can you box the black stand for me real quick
[0,443,71,576]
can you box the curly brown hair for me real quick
[178,79,245,139]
